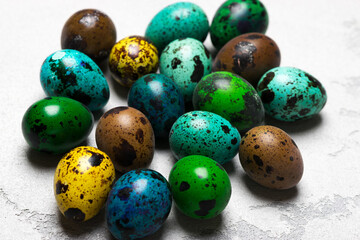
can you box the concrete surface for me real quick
[1,0,360,239]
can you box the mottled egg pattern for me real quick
[145,2,209,52]
[193,71,264,133]
[106,169,172,239]
[257,67,327,121]
[128,73,185,139]
[239,125,304,190]
[109,36,159,88]
[160,38,212,102]
[210,0,269,50]
[169,155,231,219]
[61,9,116,62]
[95,107,155,173]
[40,49,110,111]
[169,111,240,164]
[22,97,93,154]
[54,146,115,221]
[213,32,281,87]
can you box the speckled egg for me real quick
[169,155,231,219]
[40,49,109,111]
[159,38,212,102]
[193,71,264,133]
[145,2,209,52]
[109,36,159,88]
[257,67,327,121]
[210,0,269,50]
[106,169,172,240]
[128,73,185,139]
[213,32,281,87]
[95,107,155,173]
[61,9,116,62]
[22,97,93,154]
[54,146,115,221]
[169,111,240,164]
[239,125,303,190]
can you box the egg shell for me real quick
[54,146,115,221]
[210,0,269,50]
[169,111,240,164]
[159,38,212,102]
[257,67,327,121]
[22,97,94,154]
[109,35,159,88]
[95,107,155,173]
[40,49,110,111]
[169,155,231,219]
[213,32,281,87]
[193,71,264,133]
[128,73,185,139]
[61,9,116,62]
[145,2,209,52]
[239,125,303,190]
[106,169,172,239]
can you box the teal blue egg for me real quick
[145,2,209,53]
[257,67,327,121]
[40,49,110,111]
[160,38,212,102]
[169,111,240,164]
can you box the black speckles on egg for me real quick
[179,181,190,191]
[55,180,68,194]
[194,199,216,217]
[87,150,104,167]
[117,187,133,201]
[64,208,86,222]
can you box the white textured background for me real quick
[1,0,360,239]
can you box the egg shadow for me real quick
[26,147,63,169]
[155,137,170,150]
[264,114,323,134]
[222,159,237,176]
[109,76,130,102]
[92,108,105,122]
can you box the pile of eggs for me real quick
[21,1,327,239]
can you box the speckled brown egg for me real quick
[95,106,155,173]
[61,9,116,62]
[239,125,303,190]
[213,32,280,87]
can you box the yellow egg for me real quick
[109,35,159,87]
[54,146,115,221]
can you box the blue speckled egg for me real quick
[128,73,185,139]
[40,49,109,111]
[257,67,327,121]
[160,38,212,102]
[145,2,209,52]
[169,111,240,164]
[106,169,172,240]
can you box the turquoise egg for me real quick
[160,38,212,102]
[40,49,110,111]
[145,2,209,53]
[257,67,327,121]
[169,111,240,164]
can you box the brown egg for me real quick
[95,106,155,173]
[213,32,281,87]
[239,125,303,190]
[61,9,116,62]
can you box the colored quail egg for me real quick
[160,38,212,102]
[54,146,115,221]
[257,67,327,121]
[40,49,110,111]
[128,73,185,139]
[213,32,281,87]
[169,155,231,219]
[210,0,269,50]
[106,169,172,240]
[109,35,159,88]
[22,97,93,154]
[61,9,116,62]
[95,107,155,173]
[145,2,209,52]
[193,71,264,133]
[239,125,303,190]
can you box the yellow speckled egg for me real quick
[54,146,115,221]
[109,35,159,87]
[239,125,303,190]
